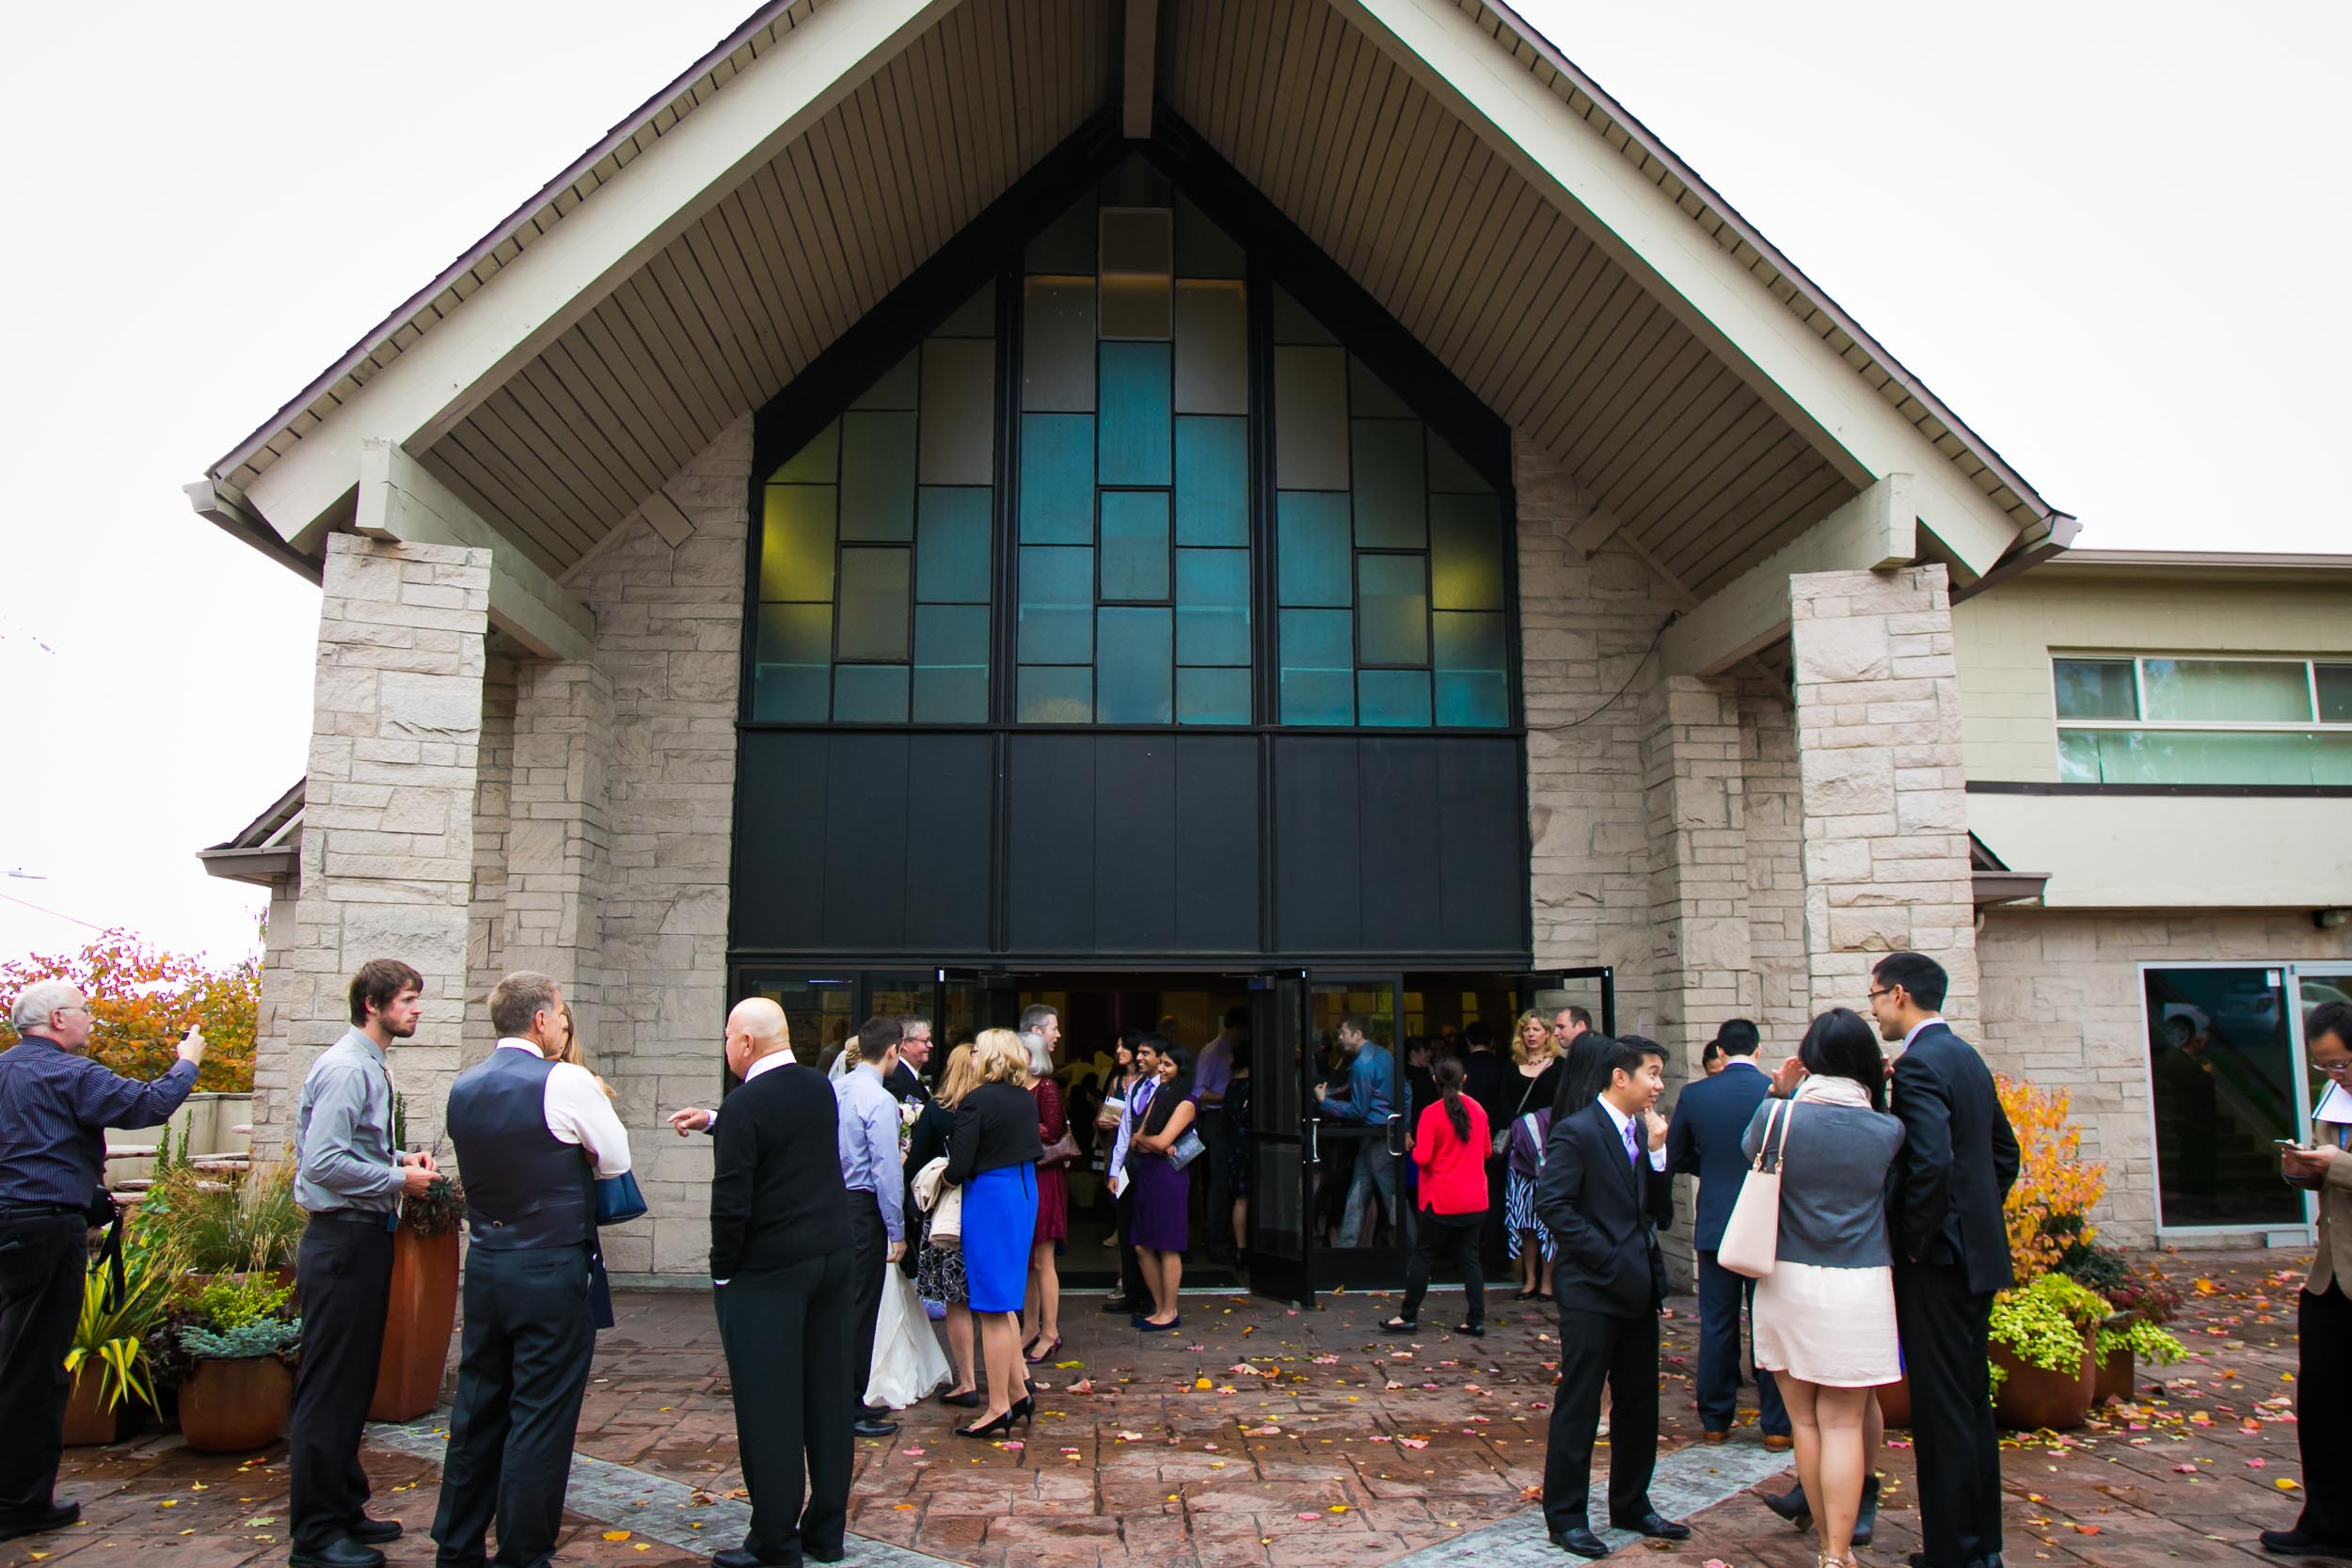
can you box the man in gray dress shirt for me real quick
[286,959,441,1568]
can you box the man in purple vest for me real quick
[432,972,632,1568]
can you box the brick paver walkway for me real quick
[5,1252,2317,1568]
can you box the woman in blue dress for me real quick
[945,1028,1043,1438]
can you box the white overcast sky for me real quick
[0,1,2342,966]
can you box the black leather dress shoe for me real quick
[352,1514,405,1544]
[1613,1512,1691,1541]
[1099,1295,1142,1313]
[288,1538,388,1568]
[2264,1531,2352,1560]
[852,1414,900,1437]
[805,1545,848,1564]
[0,1501,80,1543]
[1549,1526,1611,1558]
[713,1548,795,1568]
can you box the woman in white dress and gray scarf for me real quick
[1742,1007,1904,1568]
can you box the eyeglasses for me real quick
[2319,1061,2352,1077]
[1865,988,1895,1003]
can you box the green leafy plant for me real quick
[178,1319,302,1361]
[1988,1271,2108,1388]
[167,1272,300,1367]
[63,1240,183,1416]
[190,1274,294,1332]
[402,1170,469,1240]
[133,1159,300,1274]
[2095,1316,2188,1367]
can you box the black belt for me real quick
[0,1202,85,1221]
[312,1209,396,1227]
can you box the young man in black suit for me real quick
[1663,1018,1792,1450]
[1870,953,2020,1568]
[1535,1037,1688,1558]
[709,996,856,1568]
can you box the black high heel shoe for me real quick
[955,1408,1018,1440]
[939,1387,981,1409]
[1010,1394,1036,1428]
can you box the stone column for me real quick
[1641,674,1754,1072]
[1790,565,1978,1033]
[498,657,614,1043]
[262,533,490,1156]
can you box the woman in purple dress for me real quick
[1122,1041,1195,1332]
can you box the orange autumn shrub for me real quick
[0,930,260,1093]
[1994,1073,2106,1284]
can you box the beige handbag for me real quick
[1717,1097,1792,1279]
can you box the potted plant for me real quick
[62,1239,181,1445]
[134,1157,302,1294]
[1988,1267,2105,1430]
[372,1157,467,1422]
[170,1274,301,1452]
[2058,1242,2186,1402]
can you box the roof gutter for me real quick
[183,479,323,582]
[1948,510,2079,606]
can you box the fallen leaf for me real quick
[602,1531,632,1543]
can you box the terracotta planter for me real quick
[1874,1374,1913,1430]
[370,1227,461,1421]
[62,1368,133,1447]
[1992,1331,2096,1432]
[2094,1345,2135,1405]
[180,1355,294,1452]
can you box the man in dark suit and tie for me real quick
[1870,953,2020,1568]
[1535,1037,1687,1558]
[709,996,855,1568]
[1664,1018,1792,1450]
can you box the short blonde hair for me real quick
[974,1027,1033,1088]
[555,1002,617,1099]
[1511,1008,1555,1068]
[935,1042,983,1107]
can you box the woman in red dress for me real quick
[1023,1009,1069,1363]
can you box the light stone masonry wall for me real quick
[1738,677,1809,1043]
[1977,907,2352,1246]
[1790,566,1978,1035]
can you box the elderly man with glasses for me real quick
[2265,1001,2352,1560]
[0,982,205,1544]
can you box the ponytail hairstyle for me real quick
[1434,1054,1470,1143]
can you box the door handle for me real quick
[1305,1120,1320,1165]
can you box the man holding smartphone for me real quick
[0,983,204,1544]
[2265,1000,2352,1560]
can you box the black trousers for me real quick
[1115,1184,1144,1301]
[1542,1306,1660,1534]
[0,1214,85,1526]
[717,1249,857,1563]
[846,1194,886,1411]
[2294,1282,2352,1543]
[1399,1209,1485,1328]
[1894,1260,2003,1568]
[431,1246,596,1568]
[289,1218,395,1551]
[1694,1249,1787,1437]
[1481,1156,1510,1270]
[1198,1107,1234,1252]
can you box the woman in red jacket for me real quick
[1380,1055,1492,1337]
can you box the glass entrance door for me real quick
[1246,973,1314,1306]
[1306,976,1407,1290]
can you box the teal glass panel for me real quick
[1174,417,1247,546]
[1096,608,1173,723]
[1174,280,1247,414]
[936,283,995,338]
[916,487,992,605]
[1175,192,1245,279]
[1359,670,1432,728]
[2319,664,2352,723]
[760,485,836,603]
[771,420,838,483]
[839,411,915,541]
[2057,730,2100,784]
[2140,659,2312,722]
[1347,356,1413,419]
[913,605,990,723]
[754,604,832,721]
[1026,192,1097,275]
[1425,428,1493,494]
[1430,493,1504,610]
[1435,672,1507,728]
[1272,285,1337,346]
[850,350,917,411]
[2316,734,2352,784]
[1100,491,1171,602]
[835,547,911,661]
[1023,279,1097,412]
[919,339,994,484]
[1274,346,1348,489]
[833,663,909,724]
[1433,610,1505,673]
[2069,728,2332,785]
[1277,492,1352,608]
[1351,420,1426,547]
[1016,546,1094,664]
[2053,658,2137,721]
[1176,547,1250,666]
[1018,415,1094,544]
[1099,342,1173,486]
[1099,208,1173,340]
[1100,151,1172,207]
[1357,554,1430,666]
[1279,609,1354,725]
[1018,664,1093,723]
[1177,666,1251,726]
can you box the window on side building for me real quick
[2052,656,2352,785]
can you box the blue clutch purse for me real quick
[596,1171,648,1226]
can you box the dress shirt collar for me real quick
[1899,1016,1947,1053]
[1598,1095,1637,1141]
[743,1049,793,1082]
[1721,1056,1765,1075]
[849,1061,885,1090]
[496,1037,549,1058]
